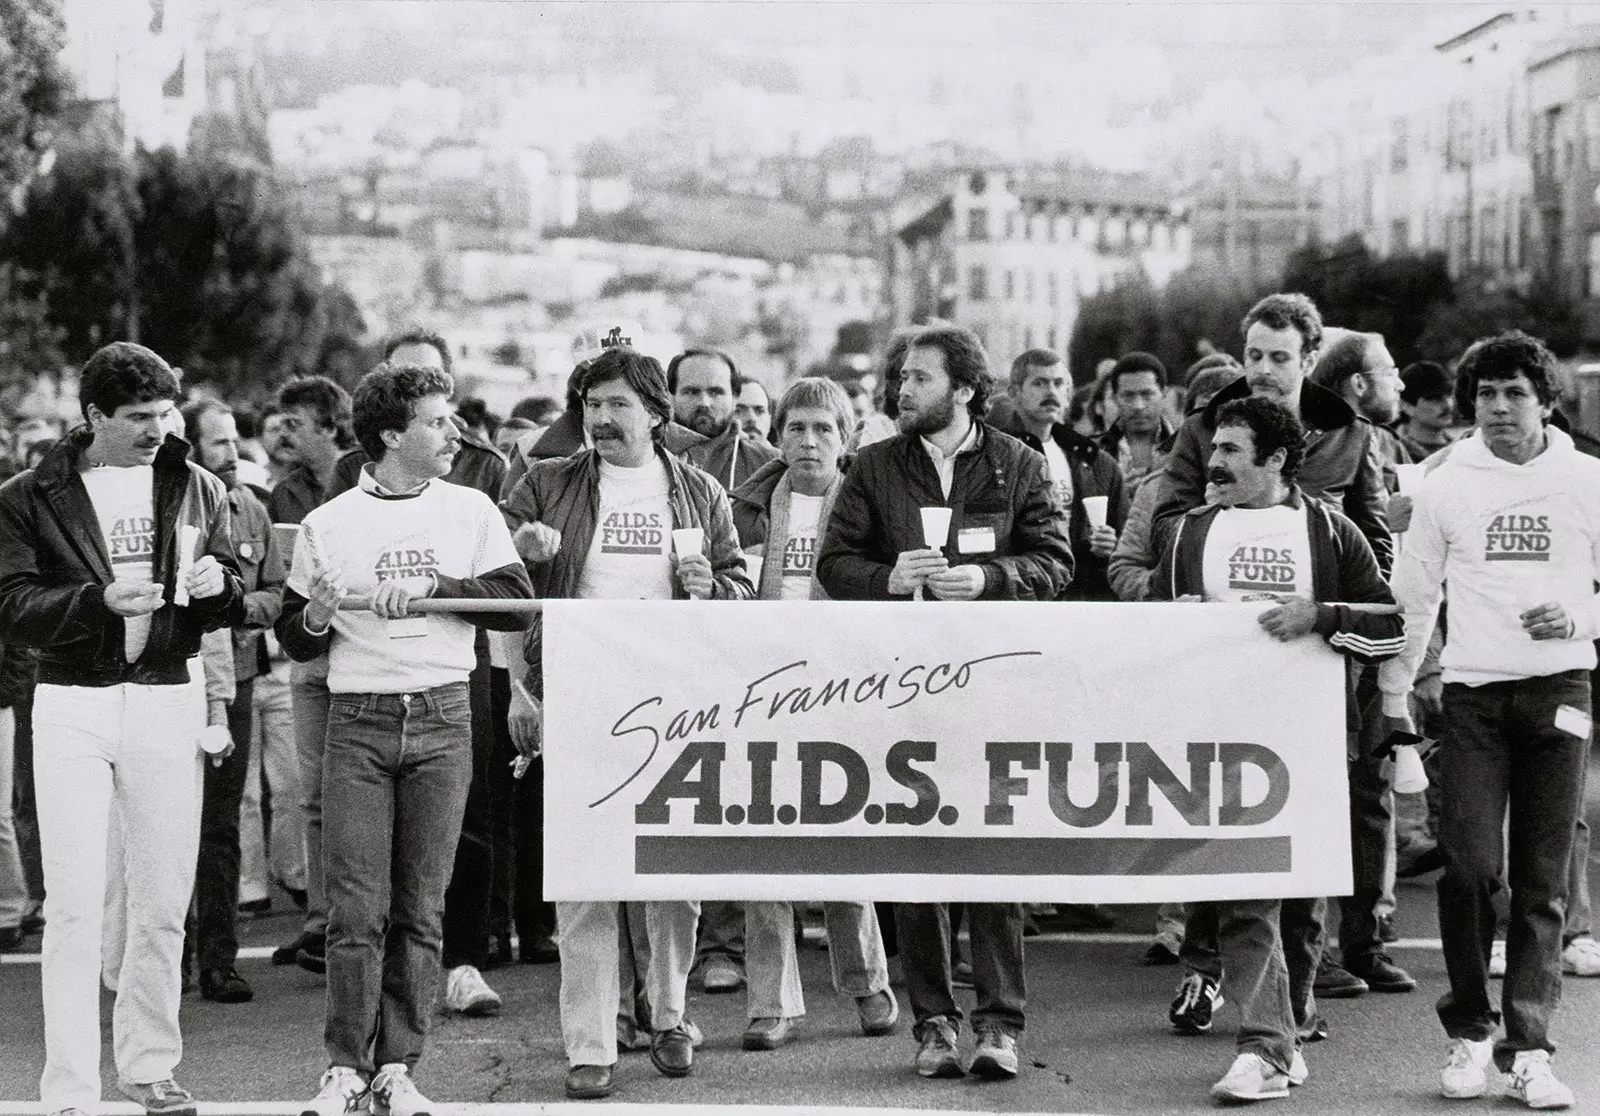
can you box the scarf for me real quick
[757,468,841,601]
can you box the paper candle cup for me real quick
[198,724,233,757]
[671,527,705,556]
[1393,463,1425,497]
[1082,495,1109,530]
[271,523,302,563]
[743,552,764,585]
[919,506,952,550]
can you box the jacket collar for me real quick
[1101,416,1176,450]
[35,426,192,490]
[1202,375,1358,432]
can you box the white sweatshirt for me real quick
[1380,426,1600,714]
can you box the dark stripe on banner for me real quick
[636,835,1291,875]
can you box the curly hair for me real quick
[352,362,456,461]
[1452,330,1559,421]
[79,342,181,421]
[1242,292,1323,357]
[1215,395,1306,482]
[907,324,993,418]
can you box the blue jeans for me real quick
[1437,671,1590,1071]
[1181,897,1322,1068]
[896,902,1025,1037]
[322,684,473,1074]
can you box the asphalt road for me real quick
[3,756,1597,1116]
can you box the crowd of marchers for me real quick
[0,291,1597,1114]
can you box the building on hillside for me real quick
[890,167,1191,363]
[1528,24,1600,342]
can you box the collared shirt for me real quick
[267,462,327,525]
[357,462,430,499]
[919,423,979,500]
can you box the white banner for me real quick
[543,601,1351,903]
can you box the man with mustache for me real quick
[1152,293,1395,1007]
[280,362,532,1116]
[0,342,244,1116]
[323,328,523,1014]
[671,349,779,493]
[817,323,1072,1084]
[998,348,1127,603]
[180,400,285,1006]
[1153,394,1403,1102]
[501,344,751,1099]
[1098,351,1178,493]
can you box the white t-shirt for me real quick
[577,457,675,601]
[82,464,156,662]
[290,476,521,694]
[779,492,824,601]
[1040,438,1075,516]
[1201,504,1312,603]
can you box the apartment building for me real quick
[892,167,1191,363]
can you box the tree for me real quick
[1067,272,1162,384]
[3,140,364,397]
[1416,271,1581,363]
[1280,235,1454,366]
[0,260,64,400]
[0,0,69,206]
[1156,267,1267,377]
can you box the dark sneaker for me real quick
[969,1025,1019,1080]
[119,1079,198,1116]
[564,1064,615,1100]
[650,1025,694,1077]
[0,926,21,953]
[1299,1013,1330,1043]
[1344,951,1416,993]
[1313,956,1367,998]
[1396,846,1445,879]
[274,930,322,967]
[296,934,327,975]
[1377,913,1400,943]
[914,1017,963,1078]
[1169,972,1223,1034]
[199,967,254,1004]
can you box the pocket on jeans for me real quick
[437,694,472,728]
[327,696,368,725]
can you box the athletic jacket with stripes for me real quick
[1152,488,1406,665]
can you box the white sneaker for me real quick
[1561,936,1600,977]
[1489,940,1507,978]
[369,1064,431,1116]
[445,965,501,1016]
[301,1067,368,1116]
[1210,1053,1290,1102]
[1440,1037,1493,1099]
[1506,1050,1574,1110]
[1288,1049,1308,1087]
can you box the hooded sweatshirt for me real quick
[1379,425,1600,713]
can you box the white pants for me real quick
[745,901,889,1018]
[239,668,304,901]
[557,899,699,1067]
[34,681,203,1112]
